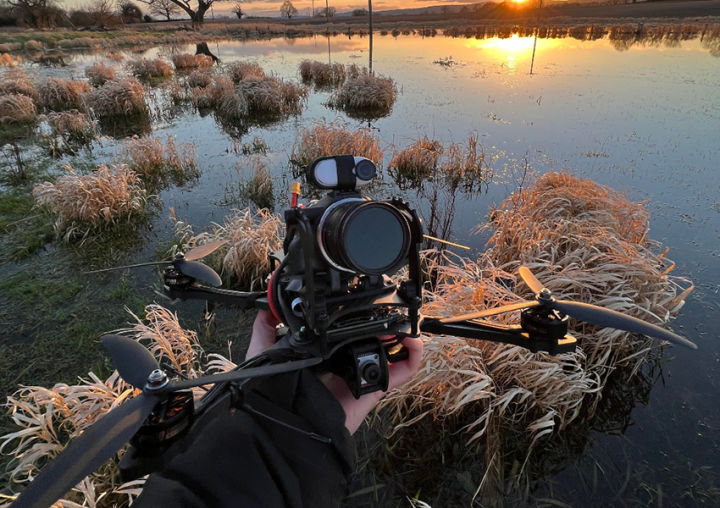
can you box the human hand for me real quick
[246,312,424,435]
[320,336,424,435]
[245,310,281,360]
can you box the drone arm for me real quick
[420,317,577,354]
[165,285,269,310]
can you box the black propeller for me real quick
[10,334,321,508]
[85,240,227,287]
[438,266,697,350]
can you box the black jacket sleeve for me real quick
[133,369,355,508]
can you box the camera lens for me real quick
[319,200,411,275]
[361,362,381,384]
[355,160,376,181]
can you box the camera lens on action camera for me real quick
[361,362,381,384]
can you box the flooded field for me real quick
[1,29,719,506]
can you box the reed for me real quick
[47,110,95,147]
[0,94,37,125]
[32,164,147,241]
[298,60,346,88]
[85,78,148,118]
[291,120,383,168]
[172,53,213,70]
[0,69,39,101]
[236,77,307,118]
[389,136,443,187]
[237,156,274,209]
[0,303,235,506]
[128,57,173,80]
[85,62,117,87]
[173,207,283,290]
[227,61,266,83]
[37,78,90,111]
[122,135,199,187]
[378,172,693,500]
[329,69,396,118]
[209,75,248,119]
[23,40,43,51]
[187,69,213,89]
[0,53,22,66]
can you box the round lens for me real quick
[355,159,376,181]
[343,204,407,274]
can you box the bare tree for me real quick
[231,1,242,18]
[4,0,64,27]
[149,0,179,20]
[138,0,214,28]
[279,0,296,18]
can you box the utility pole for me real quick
[368,0,373,73]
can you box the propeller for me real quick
[11,334,321,508]
[85,241,228,287]
[439,266,697,349]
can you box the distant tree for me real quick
[119,1,142,22]
[231,1,243,18]
[148,0,179,20]
[92,0,118,25]
[279,0,296,18]
[138,0,215,28]
[315,5,334,17]
[351,8,367,16]
[3,0,64,27]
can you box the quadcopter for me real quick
[10,155,697,508]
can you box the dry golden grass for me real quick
[390,134,491,192]
[208,75,248,119]
[291,120,384,167]
[298,60,346,88]
[0,69,39,101]
[0,53,22,67]
[122,135,199,186]
[23,39,42,51]
[379,172,693,499]
[85,78,148,118]
[330,69,396,118]
[236,77,307,118]
[0,94,37,125]
[85,62,117,87]
[173,207,283,290]
[172,53,213,70]
[237,156,274,209]
[128,57,173,80]
[33,164,147,241]
[37,78,90,112]
[1,303,237,506]
[226,61,266,82]
[187,69,213,88]
[47,110,95,146]
[389,136,443,186]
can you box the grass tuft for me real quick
[298,60,346,88]
[0,69,39,101]
[173,207,283,290]
[122,135,199,187]
[37,78,90,112]
[329,69,396,118]
[32,164,147,241]
[226,61,266,82]
[128,57,173,80]
[0,94,37,125]
[291,120,383,168]
[85,78,148,118]
[172,53,213,70]
[85,62,117,87]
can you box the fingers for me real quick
[246,310,280,360]
[386,337,424,391]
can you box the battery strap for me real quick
[336,155,356,190]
